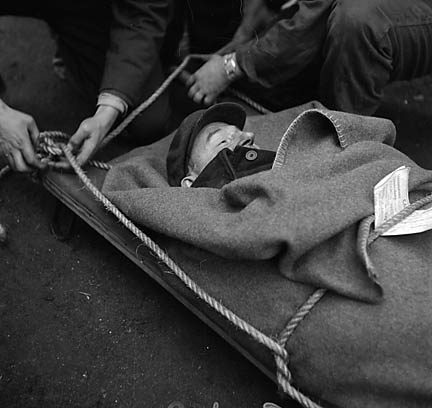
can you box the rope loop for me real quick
[37,131,69,158]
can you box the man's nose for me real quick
[238,131,255,146]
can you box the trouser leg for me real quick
[0,0,111,102]
[44,1,112,102]
[185,0,242,53]
[320,0,432,115]
[0,1,42,95]
[1,1,173,140]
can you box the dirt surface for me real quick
[0,16,431,408]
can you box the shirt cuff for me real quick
[97,92,129,116]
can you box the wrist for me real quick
[95,105,119,131]
[223,53,243,82]
[97,92,128,116]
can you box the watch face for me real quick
[224,53,238,79]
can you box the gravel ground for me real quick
[0,16,431,408]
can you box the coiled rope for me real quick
[0,54,325,408]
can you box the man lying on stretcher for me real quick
[166,102,276,188]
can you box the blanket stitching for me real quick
[273,110,319,169]
[316,110,348,149]
[273,109,349,170]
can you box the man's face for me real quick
[181,122,256,187]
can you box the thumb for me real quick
[75,134,99,166]
[27,117,40,147]
[195,53,213,62]
[68,122,91,152]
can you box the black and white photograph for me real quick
[1,1,432,407]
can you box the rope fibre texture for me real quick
[0,55,323,408]
[225,88,272,115]
[274,288,327,408]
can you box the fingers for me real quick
[188,82,204,103]
[49,124,89,171]
[188,84,215,106]
[75,136,98,166]
[68,120,102,166]
[203,94,215,106]
[2,151,14,171]
[14,117,44,171]
[3,124,42,172]
[187,56,226,106]
[10,149,31,172]
[186,73,195,88]
[192,91,204,105]
[27,117,39,146]
[48,157,71,171]
[20,132,44,170]
[69,124,93,165]
[68,124,89,154]
[0,107,44,172]
[188,82,210,105]
[26,117,46,169]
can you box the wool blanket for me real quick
[102,102,432,407]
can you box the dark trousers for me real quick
[0,1,172,144]
[321,0,432,115]
[236,0,432,115]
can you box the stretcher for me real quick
[41,90,313,405]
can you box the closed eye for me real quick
[240,139,253,146]
[206,127,222,142]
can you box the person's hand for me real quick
[51,105,119,170]
[187,55,232,106]
[0,101,45,172]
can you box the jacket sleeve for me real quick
[235,0,333,87]
[100,0,171,107]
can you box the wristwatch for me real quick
[223,53,242,81]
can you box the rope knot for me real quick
[37,131,70,161]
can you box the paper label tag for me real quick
[383,205,432,236]
[374,165,432,236]
[374,166,410,228]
